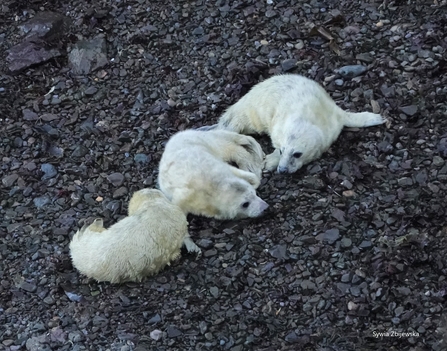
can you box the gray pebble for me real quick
[41,163,57,180]
[338,65,367,78]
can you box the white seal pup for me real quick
[213,74,386,173]
[69,189,200,283]
[158,129,269,220]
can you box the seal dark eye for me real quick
[242,201,250,208]
[293,152,302,158]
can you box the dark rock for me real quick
[18,12,67,41]
[166,326,182,338]
[107,172,125,186]
[41,163,57,180]
[316,228,340,244]
[84,86,98,95]
[399,105,418,116]
[192,27,204,35]
[341,237,352,248]
[148,314,161,325]
[7,40,62,73]
[68,37,108,75]
[268,244,288,260]
[281,58,297,72]
[355,52,374,63]
[23,109,39,121]
[20,281,37,292]
[2,173,19,187]
[113,186,128,198]
[197,238,213,249]
[26,334,50,351]
[300,280,316,290]
[33,196,51,208]
[210,286,219,298]
[71,145,89,158]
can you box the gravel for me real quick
[1,0,447,350]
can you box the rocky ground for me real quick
[1,0,447,350]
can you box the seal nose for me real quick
[259,199,269,212]
[277,166,288,174]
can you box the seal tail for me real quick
[342,111,386,128]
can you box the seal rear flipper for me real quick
[79,218,106,236]
[343,111,386,128]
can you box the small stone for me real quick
[338,65,367,78]
[284,331,300,343]
[341,179,353,189]
[395,306,404,316]
[295,40,304,49]
[316,228,340,244]
[41,163,57,180]
[7,40,61,72]
[14,137,23,147]
[341,237,352,248]
[43,296,55,305]
[210,286,219,298]
[71,145,89,158]
[2,340,14,346]
[150,329,162,341]
[166,326,182,338]
[40,113,58,121]
[335,79,344,86]
[18,12,67,40]
[399,105,418,116]
[69,37,108,75]
[68,331,85,342]
[113,187,127,198]
[20,281,37,292]
[355,52,374,63]
[192,26,204,35]
[134,153,150,164]
[198,238,213,249]
[432,156,444,167]
[23,109,39,121]
[348,301,358,310]
[204,249,217,257]
[34,196,51,208]
[107,172,125,186]
[300,279,316,290]
[148,314,161,324]
[281,58,297,72]
[84,86,98,95]
[2,173,19,187]
[359,240,372,248]
[398,177,413,186]
[371,99,381,114]
[341,273,351,283]
[265,9,276,18]
[268,244,288,260]
[342,190,356,197]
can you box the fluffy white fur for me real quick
[214,74,386,173]
[69,189,200,283]
[158,129,269,220]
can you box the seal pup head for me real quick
[277,125,324,174]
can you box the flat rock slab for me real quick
[68,37,108,75]
[18,11,68,41]
[7,40,61,73]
